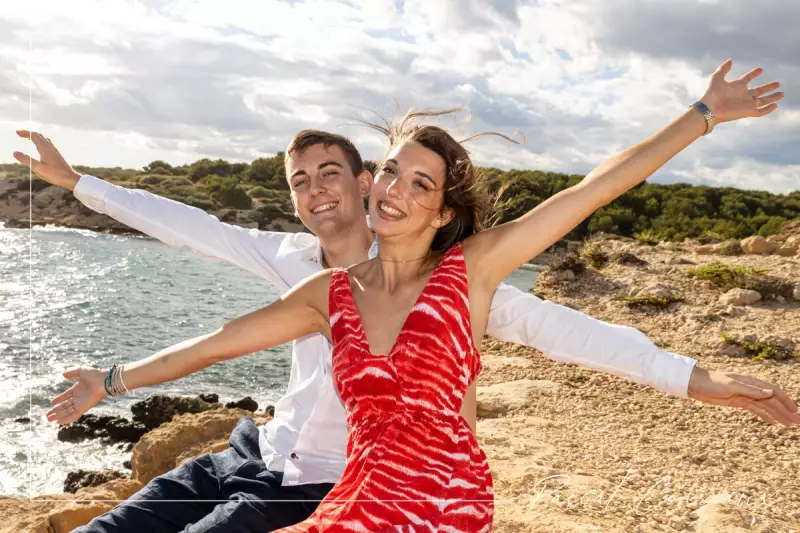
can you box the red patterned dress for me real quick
[276,243,493,532]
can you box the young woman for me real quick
[49,60,788,531]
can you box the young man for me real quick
[14,129,797,532]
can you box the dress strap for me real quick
[328,268,351,324]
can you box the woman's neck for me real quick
[372,237,438,291]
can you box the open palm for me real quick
[703,60,783,123]
[688,368,800,426]
[46,368,107,425]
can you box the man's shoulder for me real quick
[265,230,321,262]
[277,230,319,250]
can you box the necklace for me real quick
[377,253,429,264]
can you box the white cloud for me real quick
[0,0,797,193]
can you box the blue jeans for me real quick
[74,418,334,533]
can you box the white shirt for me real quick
[74,175,697,486]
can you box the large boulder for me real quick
[131,408,270,484]
[0,478,144,533]
[57,414,147,444]
[775,243,798,257]
[740,235,777,255]
[131,394,220,430]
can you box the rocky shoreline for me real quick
[0,177,303,235]
[1,219,798,531]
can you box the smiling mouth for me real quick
[378,201,406,219]
[310,201,339,214]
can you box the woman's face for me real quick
[369,141,452,243]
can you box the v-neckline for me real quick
[342,251,449,358]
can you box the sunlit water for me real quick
[0,225,539,496]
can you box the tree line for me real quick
[2,156,797,241]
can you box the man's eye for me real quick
[323,171,339,178]
[293,179,308,187]
[382,167,395,175]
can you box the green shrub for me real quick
[720,333,797,362]
[581,243,609,269]
[688,263,794,298]
[259,203,288,220]
[138,175,165,186]
[617,294,684,309]
[634,229,661,245]
[212,179,252,209]
[248,186,271,199]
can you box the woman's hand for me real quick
[46,368,108,425]
[700,59,783,123]
[687,366,800,426]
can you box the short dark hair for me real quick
[286,130,365,176]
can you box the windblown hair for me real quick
[360,109,518,253]
[286,129,365,176]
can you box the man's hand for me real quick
[688,366,800,426]
[13,130,82,190]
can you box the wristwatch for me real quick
[690,101,716,136]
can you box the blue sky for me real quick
[2,0,798,193]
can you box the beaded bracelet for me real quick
[104,364,129,396]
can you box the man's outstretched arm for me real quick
[14,130,295,290]
[486,283,695,396]
[485,284,799,426]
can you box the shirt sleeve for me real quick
[485,283,697,397]
[73,175,292,290]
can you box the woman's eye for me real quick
[413,180,429,190]
[382,166,395,174]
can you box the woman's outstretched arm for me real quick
[464,60,783,288]
[47,270,332,425]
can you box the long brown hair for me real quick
[360,109,518,253]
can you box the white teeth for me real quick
[311,202,337,214]
[379,202,404,217]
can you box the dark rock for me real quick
[56,414,147,444]
[225,396,258,412]
[123,460,131,469]
[611,251,648,266]
[63,469,126,493]
[198,393,219,404]
[131,395,218,430]
[104,417,148,443]
[57,416,97,443]
[14,417,30,423]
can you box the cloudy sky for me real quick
[2,0,798,193]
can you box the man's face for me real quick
[286,144,371,236]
